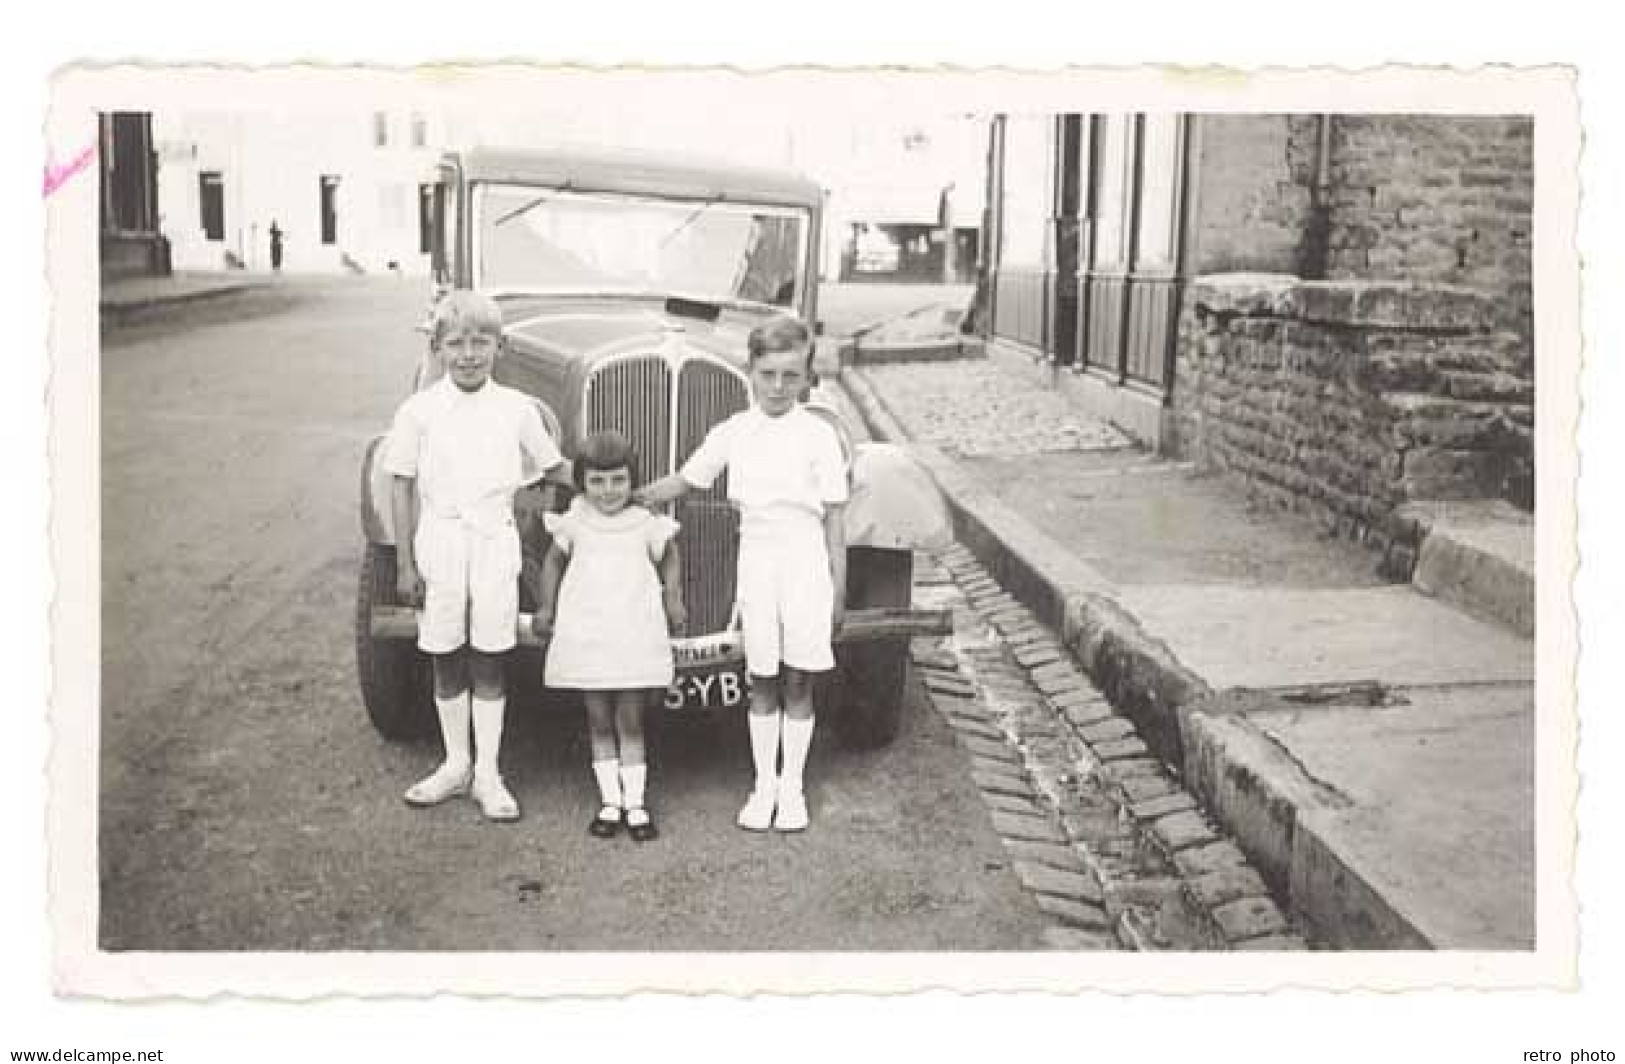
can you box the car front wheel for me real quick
[355,542,436,740]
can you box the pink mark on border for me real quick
[43,143,97,199]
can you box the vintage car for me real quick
[356,145,953,749]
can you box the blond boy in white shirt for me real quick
[381,290,565,821]
[639,316,847,832]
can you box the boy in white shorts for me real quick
[638,315,847,832]
[382,290,565,821]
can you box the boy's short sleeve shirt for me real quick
[381,379,562,513]
[681,407,848,518]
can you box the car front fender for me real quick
[360,434,396,545]
[845,442,953,551]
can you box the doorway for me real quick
[319,175,340,245]
[198,172,224,242]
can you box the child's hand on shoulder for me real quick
[531,608,555,644]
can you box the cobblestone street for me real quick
[863,361,1133,457]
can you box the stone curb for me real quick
[838,335,987,367]
[912,543,1305,951]
[101,282,263,322]
[1404,503,1535,638]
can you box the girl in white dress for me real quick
[534,431,686,842]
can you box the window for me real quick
[1134,115,1183,271]
[411,113,427,149]
[999,115,1050,268]
[419,183,435,254]
[1092,115,1133,271]
[198,171,224,241]
[372,111,389,148]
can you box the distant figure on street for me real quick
[269,221,284,272]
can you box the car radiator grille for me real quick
[585,355,673,488]
[585,354,748,638]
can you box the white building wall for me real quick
[155,109,445,276]
[153,106,987,282]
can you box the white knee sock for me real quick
[592,759,623,808]
[620,763,647,810]
[435,692,472,771]
[471,694,506,779]
[779,717,815,796]
[747,712,783,793]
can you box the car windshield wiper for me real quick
[657,198,721,250]
[492,191,554,228]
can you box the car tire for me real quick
[356,542,437,741]
[824,546,913,750]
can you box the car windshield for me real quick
[475,183,810,309]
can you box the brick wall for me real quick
[1189,115,1320,275]
[1168,275,1533,567]
[1323,116,1534,331]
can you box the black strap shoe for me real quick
[626,808,658,843]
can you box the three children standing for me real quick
[387,293,848,836]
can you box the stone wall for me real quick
[1190,115,1320,276]
[1168,275,1533,569]
[1323,116,1534,332]
[1188,115,1535,333]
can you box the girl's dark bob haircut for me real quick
[571,430,639,492]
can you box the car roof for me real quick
[446,145,824,210]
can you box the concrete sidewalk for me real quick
[100,270,271,318]
[843,343,1535,950]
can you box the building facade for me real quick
[153,109,450,275]
[981,113,1535,552]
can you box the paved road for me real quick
[98,277,1050,951]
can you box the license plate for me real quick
[663,666,750,711]
[664,634,749,710]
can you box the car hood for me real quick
[498,294,776,368]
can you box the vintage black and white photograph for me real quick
[48,65,1577,993]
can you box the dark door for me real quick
[198,172,224,242]
[320,176,340,245]
[107,113,157,233]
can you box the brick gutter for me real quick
[842,366,1212,770]
[915,549,1304,950]
[843,363,1443,949]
